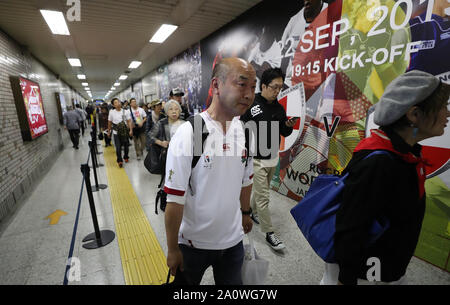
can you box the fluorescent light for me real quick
[118,75,128,80]
[68,58,81,67]
[111,87,116,90]
[149,24,178,43]
[114,83,120,86]
[77,74,86,80]
[40,10,70,35]
[128,61,142,69]
[85,87,90,91]
[82,82,88,86]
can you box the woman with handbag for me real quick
[329,71,450,285]
[149,100,185,212]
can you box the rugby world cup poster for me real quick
[199,0,450,271]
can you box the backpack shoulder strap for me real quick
[129,108,136,124]
[363,150,393,160]
[240,120,250,167]
[187,115,209,169]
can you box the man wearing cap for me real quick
[169,87,191,120]
[146,99,166,152]
[328,70,450,285]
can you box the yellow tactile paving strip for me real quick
[103,146,171,285]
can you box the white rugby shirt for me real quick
[164,111,254,250]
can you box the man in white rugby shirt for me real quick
[164,57,256,285]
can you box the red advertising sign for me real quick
[19,77,48,139]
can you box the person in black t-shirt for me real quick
[241,68,297,251]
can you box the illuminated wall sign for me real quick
[10,76,49,141]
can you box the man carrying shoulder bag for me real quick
[108,98,133,168]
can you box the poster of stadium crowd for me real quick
[156,43,203,114]
[148,0,449,271]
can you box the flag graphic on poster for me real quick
[278,82,306,153]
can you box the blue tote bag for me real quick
[290,151,391,263]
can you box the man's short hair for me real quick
[260,68,285,91]
[211,59,231,82]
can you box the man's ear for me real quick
[211,77,220,96]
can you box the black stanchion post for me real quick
[80,163,114,249]
[92,117,103,156]
[88,139,97,168]
[89,134,104,168]
[88,141,107,192]
[90,130,95,145]
[94,113,101,147]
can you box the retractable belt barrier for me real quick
[63,120,114,285]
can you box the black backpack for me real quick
[112,110,129,142]
[155,115,249,214]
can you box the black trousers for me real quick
[104,133,111,146]
[80,122,85,136]
[113,134,129,163]
[68,129,80,148]
[176,241,244,285]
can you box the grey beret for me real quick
[374,70,440,126]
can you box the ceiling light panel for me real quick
[68,58,81,67]
[149,24,178,43]
[40,10,70,35]
[128,61,142,69]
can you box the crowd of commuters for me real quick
[72,57,449,286]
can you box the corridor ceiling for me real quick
[0,0,261,99]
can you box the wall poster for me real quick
[54,92,67,125]
[199,0,450,271]
[10,76,48,141]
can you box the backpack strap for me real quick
[187,115,209,169]
[240,121,250,167]
[129,108,136,125]
[363,150,393,160]
[187,115,250,168]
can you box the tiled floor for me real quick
[0,131,449,285]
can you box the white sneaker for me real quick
[137,156,141,161]
[266,232,285,251]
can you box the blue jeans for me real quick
[178,241,244,285]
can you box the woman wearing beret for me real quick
[328,70,449,285]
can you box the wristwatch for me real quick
[241,207,252,215]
